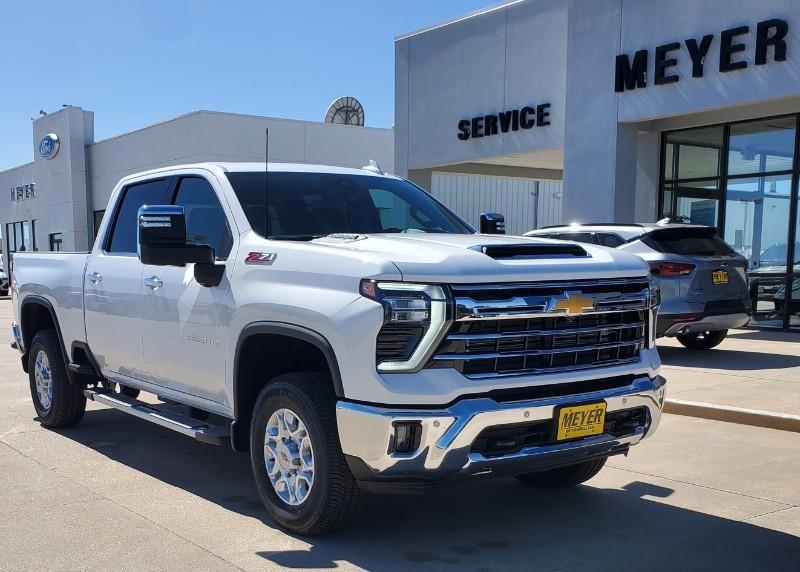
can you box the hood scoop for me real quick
[476,243,589,260]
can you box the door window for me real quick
[107,179,169,253]
[172,177,233,259]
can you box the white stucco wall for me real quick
[395,0,567,173]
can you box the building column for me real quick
[563,0,638,223]
[31,106,94,251]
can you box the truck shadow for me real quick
[658,344,800,371]
[56,408,799,571]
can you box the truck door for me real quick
[84,178,170,378]
[138,175,234,404]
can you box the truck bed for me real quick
[12,252,90,350]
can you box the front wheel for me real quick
[676,329,727,350]
[28,330,86,428]
[516,457,607,487]
[249,372,362,535]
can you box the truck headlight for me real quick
[360,280,450,372]
[647,279,661,348]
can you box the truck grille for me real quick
[429,278,650,378]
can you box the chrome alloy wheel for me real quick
[34,350,53,412]
[264,408,315,506]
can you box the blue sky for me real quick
[2,0,492,170]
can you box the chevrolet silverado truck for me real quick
[10,162,665,534]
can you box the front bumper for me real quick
[336,374,665,486]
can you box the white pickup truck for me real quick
[11,162,665,534]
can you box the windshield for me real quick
[226,171,473,239]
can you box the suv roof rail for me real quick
[537,223,645,229]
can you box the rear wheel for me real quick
[28,330,86,428]
[676,329,727,350]
[249,372,362,535]
[516,457,607,487]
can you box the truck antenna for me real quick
[264,127,270,238]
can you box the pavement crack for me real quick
[743,505,800,522]
[605,465,796,507]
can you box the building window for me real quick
[5,220,37,253]
[93,210,105,240]
[660,115,799,329]
[49,233,64,252]
[661,125,723,227]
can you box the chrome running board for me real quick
[83,388,229,445]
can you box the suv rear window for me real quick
[641,227,735,256]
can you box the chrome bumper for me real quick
[10,322,23,354]
[336,375,665,481]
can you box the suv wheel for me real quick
[249,372,363,535]
[28,330,86,427]
[516,457,607,487]
[676,329,727,350]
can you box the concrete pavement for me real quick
[658,329,800,419]
[1,301,798,571]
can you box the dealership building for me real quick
[4,0,800,326]
[0,108,393,255]
[395,0,800,328]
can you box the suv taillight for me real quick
[649,262,696,277]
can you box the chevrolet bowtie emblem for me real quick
[550,292,596,315]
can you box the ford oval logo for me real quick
[38,133,60,160]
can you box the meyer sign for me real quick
[457,103,551,141]
[615,18,788,93]
[10,183,36,202]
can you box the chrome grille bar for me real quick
[445,321,646,340]
[434,339,644,361]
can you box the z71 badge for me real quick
[245,252,277,265]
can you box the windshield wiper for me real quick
[268,234,326,241]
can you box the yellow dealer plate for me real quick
[556,402,607,441]
[712,270,729,285]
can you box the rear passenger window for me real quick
[107,179,169,253]
[595,233,625,248]
[556,232,596,245]
[173,177,233,259]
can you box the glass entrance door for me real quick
[660,115,800,330]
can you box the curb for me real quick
[663,399,800,433]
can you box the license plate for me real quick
[556,402,607,441]
[712,270,729,285]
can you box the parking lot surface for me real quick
[658,329,800,417]
[1,300,798,571]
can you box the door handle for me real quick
[143,276,163,289]
[87,271,102,284]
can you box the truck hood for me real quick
[312,233,649,283]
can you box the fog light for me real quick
[392,421,422,454]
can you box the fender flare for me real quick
[19,295,70,374]
[233,321,345,416]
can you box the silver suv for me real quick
[525,222,751,350]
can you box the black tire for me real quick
[119,385,140,399]
[28,330,86,428]
[249,372,363,535]
[516,457,607,487]
[676,329,728,350]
